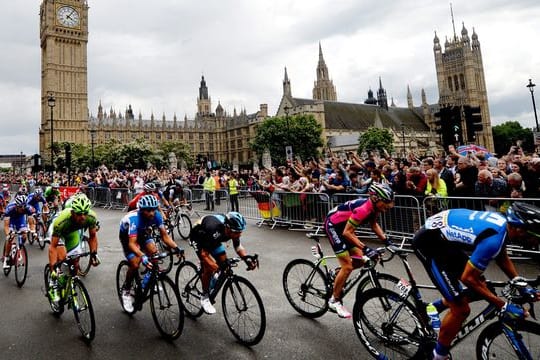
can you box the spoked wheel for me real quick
[43,264,64,315]
[476,320,540,360]
[3,239,12,276]
[28,231,35,245]
[353,288,426,360]
[174,261,203,318]
[71,279,96,342]
[116,260,137,315]
[155,241,173,274]
[36,222,46,250]
[150,275,184,341]
[165,219,176,242]
[282,258,330,318]
[355,272,400,297]
[14,245,28,287]
[77,237,92,277]
[176,214,192,240]
[222,276,266,346]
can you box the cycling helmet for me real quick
[51,183,59,189]
[506,202,540,230]
[225,211,246,232]
[34,188,43,195]
[18,186,28,194]
[368,183,394,203]
[15,195,27,207]
[137,194,159,210]
[144,182,157,192]
[70,195,92,214]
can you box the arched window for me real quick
[453,75,459,92]
[460,74,465,89]
[448,76,453,91]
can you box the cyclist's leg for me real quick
[199,247,222,293]
[325,221,353,300]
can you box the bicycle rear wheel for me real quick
[282,258,329,318]
[115,260,137,315]
[476,320,540,359]
[72,279,96,342]
[176,213,192,240]
[43,264,64,315]
[174,261,203,318]
[36,222,46,250]
[78,236,92,276]
[222,276,266,346]
[353,288,426,360]
[150,275,184,340]
[14,245,28,287]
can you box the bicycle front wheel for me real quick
[282,258,329,318]
[222,276,266,346]
[72,279,96,342]
[476,320,540,359]
[116,260,137,315]
[78,237,92,276]
[36,222,46,250]
[353,288,426,360]
[174,261,203,318]
[150,275,184,340]
[176,213,192,240]
[14,245,28,287]
[155,240,173,274]
[43,264,64,315]
[355,271,400,298]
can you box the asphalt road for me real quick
[0,208,538,359]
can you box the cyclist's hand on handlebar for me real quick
[500,302,527,320]
[172,246,184,258]
[242,255,258,271]
[90,252,101,267]
[363,246,378,259]
[141,254,153,269]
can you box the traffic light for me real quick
[434,106,462,149]
[65,143,72,169]
[464,106,482,142]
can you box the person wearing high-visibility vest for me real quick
[203,172,216,211]
[213,170,221,206]
[227,172,239,212]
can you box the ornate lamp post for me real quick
[526,79,539,132]
[47,93,56,176]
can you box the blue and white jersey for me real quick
[424,209,507,271]
[27,192,46,208]
[119,210,164,243]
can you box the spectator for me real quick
[454,156,478,197]
[404,166,427,197]
[425,168,448,197]
[434,157,455,196]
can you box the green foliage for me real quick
[492,121,534,155]
[250,114,324,165]
[357,127,394,155]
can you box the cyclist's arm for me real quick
[3,217,10,236]
[233,240,248,258]
[342,221,365,249]
[369,219,387,242]
[88,226,99,254]
[158,225,178,250]
[48,234,61,269]
[460,261,505,309]
[494,247,519,280]
[128,234,145,258]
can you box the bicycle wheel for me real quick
[476,320,540,359]
[43,264,64,315]
[282,258,330,318]
[174,261,203,318]
[176,213,192,240]
[36,222,46,250]
[71,279,96,342]
[28,231,35,245]
[355,272,400,298]
[150,275,184,340]
[3,239,12,276]
[78,237,92,276]
[222,276,266,346]
[155,240,173,274]
[353,288,426,360]
[115,260,137,315]
[14,245,28,287]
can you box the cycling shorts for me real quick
[121,235,155,261]
[324,218,356,257]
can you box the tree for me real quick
[357,127,394,155]
[492,121,534,155]
[250,114,324,165]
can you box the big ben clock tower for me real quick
[39,0,89,160]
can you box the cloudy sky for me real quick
[1,0,539,154]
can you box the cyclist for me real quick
[3,195,34,269]
[48,195,100,305]
[127,182,171,216]
[26,187,49,237]
[119,195,182,313]
[44,183,61,211]
[412,202,540,360]
[324,183,394,318]
[190,211,258,314]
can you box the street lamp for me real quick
[283,106,293,162]
[20,151,23,175]
[526,79,539,132]
[90,125,96,171]
[47,93,56,176]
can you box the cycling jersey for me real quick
[44,187,61,203]
[191,214,238,256]
[127,191,165,211]
[4,201,34,231]
[118,210,165,259]
[52,208,98,252]
[27,193,46,213]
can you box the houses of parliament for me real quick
[39,0,494,166]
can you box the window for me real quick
[448,76,453,91]
[460,74,465,90]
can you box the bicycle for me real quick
[3,230,28,287]
[146,224,175,274]
[352,245,540,359]
[77,234,92,276]
[116,251,185,341]
[167,204,193,240]
[43,252,96,342]
[282,233,399,318]
[29,213,47,250]
[175,254,266,346]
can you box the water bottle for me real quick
[209,271,220,291]
[141,271,152,290]
[329,267,341,282]
[426,303,441,335]
[10,243,17,259]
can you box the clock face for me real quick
[57,6,80,28]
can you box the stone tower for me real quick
[39,0,89,159]
[197,75,211,117]
[433,11,494,150]
[312,43,337,101]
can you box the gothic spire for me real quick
[283,67,291,97]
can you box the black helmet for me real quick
[506,202,540,234]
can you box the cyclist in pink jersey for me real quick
[324,183,394,318]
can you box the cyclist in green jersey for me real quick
[48,195,100,304]
[44,183,62,211]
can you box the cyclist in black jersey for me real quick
[190,211,257,314]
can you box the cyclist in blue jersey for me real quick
[3,195,34,269]
[118,195,182,313]
[412,202,540,360]
[26,188,49,237]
